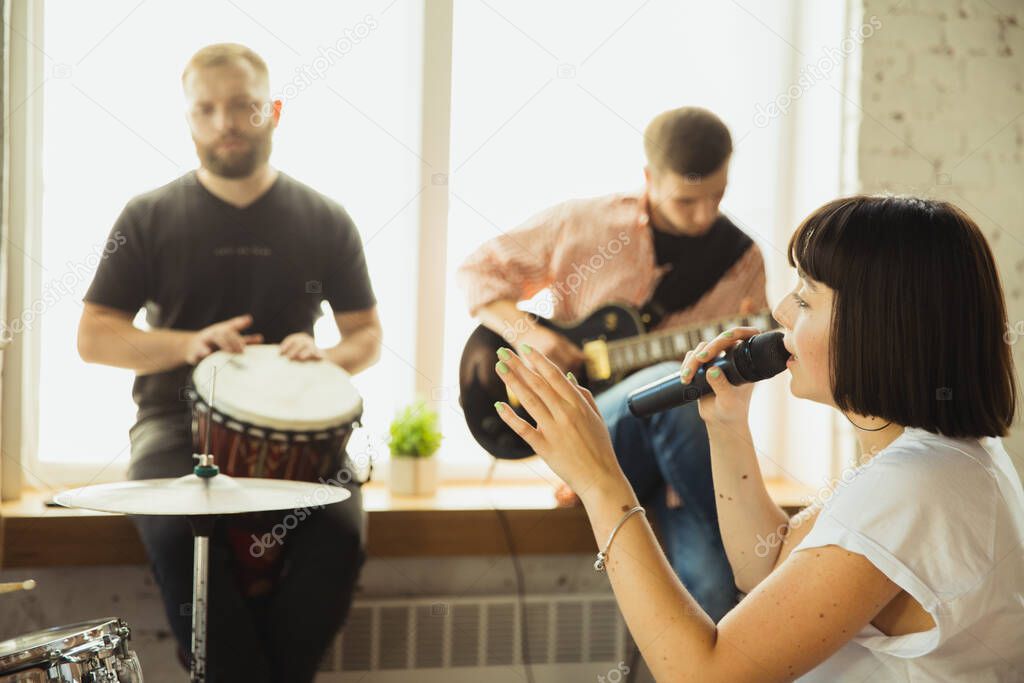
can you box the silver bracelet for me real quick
[594,505,645,572]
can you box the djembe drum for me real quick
[188,344,363,596]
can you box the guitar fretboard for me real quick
[606,310,776,375]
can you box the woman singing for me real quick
[492,195,1024,681]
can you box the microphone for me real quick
[626,331,790,417]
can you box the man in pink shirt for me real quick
[459,107,768,620]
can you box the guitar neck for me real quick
[604,309,777,376]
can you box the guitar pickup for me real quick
[583,339,612,381]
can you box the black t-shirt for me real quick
[645,214,753,322]
[84,170,376,422]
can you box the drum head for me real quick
[0,618,123,672]
[192,345,362,431]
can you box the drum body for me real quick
[190,400,357,483]
[0,618,142,682]
[188,345,363,596]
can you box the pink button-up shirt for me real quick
[457,191,769,331]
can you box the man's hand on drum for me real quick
[279,332,325,362]
[185,314,264,365]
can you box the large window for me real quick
[35,0,423,483]
[13,0,851,490]
[440,1,848,482]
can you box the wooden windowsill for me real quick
[0,478,812,569]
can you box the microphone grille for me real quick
[748,331,790,380]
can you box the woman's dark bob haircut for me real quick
[788,195,1017,438]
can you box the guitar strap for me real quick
[639,215,753,330]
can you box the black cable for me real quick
[494,507,535,683]
[488,461,536,683]
[625,639,641,682]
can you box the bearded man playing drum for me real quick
[77,43,381,682]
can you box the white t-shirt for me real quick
[794,427,1024,682]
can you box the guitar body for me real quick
[458,303,646,460]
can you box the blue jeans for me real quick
[596,361,738,622]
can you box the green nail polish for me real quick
[497,347,511,360]
[709,368,721,379]
[681,366,692,377]
[698,351,708,359]
[567,371,577,383]
[724,331,734,338]
[494,401,504,412]
[521,343,533,354]
[496,361,509,374]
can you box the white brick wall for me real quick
[859,0,1024,459]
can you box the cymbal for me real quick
[54,473,351,516]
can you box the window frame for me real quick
[3,0,852,499]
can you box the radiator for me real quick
[316,593,636,682]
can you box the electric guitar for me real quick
[458,302,777,459]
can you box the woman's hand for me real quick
[492,345,629,502]
[681,327,760,430]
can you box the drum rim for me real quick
[0,617,126,670]
[191,396,362,441]
[191,345,363,430]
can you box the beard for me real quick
[194,130,272,179]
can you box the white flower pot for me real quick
[389,455,438,496]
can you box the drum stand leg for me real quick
[189,516,215,683]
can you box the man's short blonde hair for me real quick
[182,43,269,88]
[643,107,732,178]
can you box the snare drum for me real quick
[189,344,364,596]
[0,618,142,682]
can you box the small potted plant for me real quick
[388,400,442,496]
